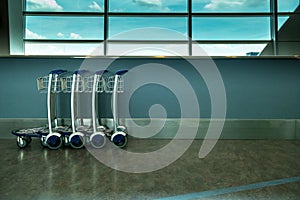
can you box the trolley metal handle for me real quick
[74,69,88,75]
[112,69,128,131]
[50,69,67,75]
[115,69,128,76]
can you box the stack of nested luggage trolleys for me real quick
[12,69,128,150]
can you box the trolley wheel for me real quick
[111,132,128,148]
[16,136,28,149]
[46,134,63,150]
[63,135,70,147]
[40,137,48,148]
[90,132,106,149]
[69,133,85,149]
[117,126,127,132]
[25,136,32,145]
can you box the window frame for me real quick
[7,0,299,56]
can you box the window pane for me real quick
[109,17,187,40]
[25,0,104,12]
[192,17,271,40]
[193,43,267,56]
[25,42,104,55]
[25,16,104,40]
[278,0,299,12]
[107,43,188,56]
[192,0,270,12]
[278,16,289,30]
[109,0,187,12]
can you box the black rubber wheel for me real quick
[69,134,85,149]
[90,133,106,149]
[16,136,28,149]
[46,135,63,150]
[112,133,128,148]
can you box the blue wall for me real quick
[0,57,299,119]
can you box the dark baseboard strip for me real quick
[0,118,299,140]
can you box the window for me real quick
[109,17,187,40]
[22,0,104,55]
[192,17,271,40]
[193,44,267,56]
[25,42,104,55]
[25,16,104,40]
[8,0,300,56]
[26,0,104,12]
[107,0,188,56]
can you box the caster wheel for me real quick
[46,134,62,150]
[17,136,28,149]
[90,132,106,149]
[40,137,47,148]
[111,132,127,148]
[25,136,32,145]
[63,135,70,147]
[69,132,85,149]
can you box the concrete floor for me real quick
[0,139,299,200]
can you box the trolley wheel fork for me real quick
[16,136,31,149]
[40,136,47,148]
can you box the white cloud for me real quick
[205,0,242,9]
[57,32,64,38]
[132,0,171,12]
[27,0,63,11]
[88,1,103,11]
[25,28,46,39]
[70,33,82,39]
[204,0,267,10]
[133,0,162,7]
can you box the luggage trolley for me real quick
[11,70,71,149]
[12,127,48,149]
[106,70,129,148]
[39,69,72,150]
[88,70,108,148]
[68,70,92,149]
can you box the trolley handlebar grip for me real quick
[74,69,88,75]
[50,69,67,75]
[95,70,108,75]
[116,69,128,76]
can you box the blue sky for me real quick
[25,0,300,56]
[26,0,300,13]
[26,0,104,12]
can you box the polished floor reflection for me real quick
[0,139,299,200]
